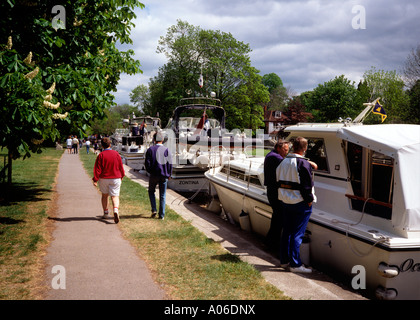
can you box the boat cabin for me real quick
[285,123,420,239]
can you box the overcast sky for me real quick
[113,0,420,105]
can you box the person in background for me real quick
[264,140,290,252]
[92,137,125,223]
[72,135,79,154]
[276,137,316,273]
[66,136,73,154]
[85,139,91,154]
[145,132,172,220]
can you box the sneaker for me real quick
[113,212,120,224]
[101,212,110,219]
[290,265,312,273]
[279,263,289,269]
[151,211,157,218]
[159,216,165,220]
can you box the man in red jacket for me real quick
[92,137,125,223]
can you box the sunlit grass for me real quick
[0,148,62,299]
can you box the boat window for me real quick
[346,142,393,219]
[249,175,261,186]
[289,137,329,172]
[220,167,262,187]
[221,167,244,180]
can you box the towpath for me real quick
[44,152,166,300]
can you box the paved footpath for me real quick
[44,152,166,300]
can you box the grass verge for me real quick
[0,148,62,299]
[80,151,289,300]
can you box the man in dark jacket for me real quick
[264,140,289,251]
[145,132,172,220]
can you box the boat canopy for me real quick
[337,124,420,232]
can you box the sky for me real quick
[113,0,420,106]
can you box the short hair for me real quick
[101,137,111,149]
[275,139,288,150]
[292,137,308,153]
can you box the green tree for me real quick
[362,67,409,123]
[1,0,143,183]
[303,75,362,122]
[262,73,289,111]
[262,73,283,93]
[407,80,420,124]
[89,103,137,136]
[130,84,151,115]
[152,20,269,130]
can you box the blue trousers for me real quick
[265,187,284,250]
[279,201,312,267]
[148,175,168,218]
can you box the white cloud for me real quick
[114,0,420,105]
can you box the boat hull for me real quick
[168,166,209,194]
[207,177,420,300]
[120,151,146,171]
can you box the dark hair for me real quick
[101,137,111,148]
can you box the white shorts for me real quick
[98,178,122,197]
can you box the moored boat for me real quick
[116,115,161,171]
[162,97,262,195]
[205,102,420,300]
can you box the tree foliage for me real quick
[301,75,364,122]
[149,20,269,131]
[0,0,144,161]
[261,73,289,111]
[362,67,409,123]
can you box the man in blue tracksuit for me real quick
[145,132,172,220]
[276,137,316,273]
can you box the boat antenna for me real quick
[353,97,381,124]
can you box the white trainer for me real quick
[290,265,312,273]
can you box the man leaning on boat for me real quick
[276,137,316,273]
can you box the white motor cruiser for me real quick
[115,115,161,171]
[205,101,420,300]
[162,97,262,195]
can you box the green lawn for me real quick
[0,148,63,299]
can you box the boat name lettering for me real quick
[400,259,420,273]
[179,181,199,185]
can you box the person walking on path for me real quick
[72,135,79,154]
[264,140,289,252]
[145,132,172,220]
[276,137,316,273]
[66,136,73,154]
[85,139,91,154]
[92,137,125,223]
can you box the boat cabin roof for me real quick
[286,122,420,232]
